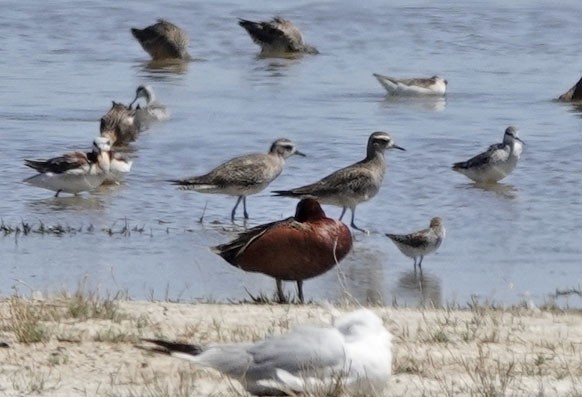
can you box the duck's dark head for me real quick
[295,198,325,222]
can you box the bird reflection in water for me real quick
[336,249,385,305]
[140,59,190,75]
[468,182,518,200]
[395,270,442,308]
[27,195,105,212]
[378,96,447,112]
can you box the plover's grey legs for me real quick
[242,196,249,219]
[231,196,244,221]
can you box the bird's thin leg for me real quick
[242,196,249,219]
[296,280,304,304]
[231,196,243,222]
[276,279,287,303]
[198,201,208,224]
[413,258,417,272]
[54,190,62,198]
[418,256,424,269]
[349,207,368,233]
[339,207,347,221]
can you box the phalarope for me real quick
[23,137,112,197]
[273,131,405,233]
[131,19,190,61]
[452,126,524,184]
[386,217,445,271]
[170,138,305,221]
[239,17,319,56]
[373,73,447,96]
[129,85,170,130]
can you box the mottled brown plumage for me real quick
[239,17,318,56]
[99,101,138,146]
[169,139,304,222]
[558,76,582,102]
[131,19,190,61]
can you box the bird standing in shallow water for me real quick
[452,126,524,184]
[169,138,304,222]
[141,308,392,396]
[273,131,405,233]
[386,217,445,271]
[131,19,190,61]
[238,17,319,56]
[23,137,113,197]
[212,198,352,303]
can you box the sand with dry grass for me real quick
[1,294,581,397]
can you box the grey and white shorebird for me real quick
[238,17,319,56]
[557,76,582,102]
[23,137,113,197]
[273,131,405,233]
[131,19,190,61]
[386,217,445,271]
[373,73,448,96]
[169,138,305,221]
[452,126,524,184]
[140,308,392,396]
[129,85,170,130]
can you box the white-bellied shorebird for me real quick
[453,126,524,184]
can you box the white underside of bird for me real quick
[24,168,106,195]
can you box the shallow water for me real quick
[1,1,581,307]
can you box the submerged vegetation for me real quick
[0,218,152,238]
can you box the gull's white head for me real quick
[334,309,388,338]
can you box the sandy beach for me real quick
[1,295,581,396]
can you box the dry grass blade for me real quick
[8,296,49,343]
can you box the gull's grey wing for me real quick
[247,325,345,375]
[189,327,344,396]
